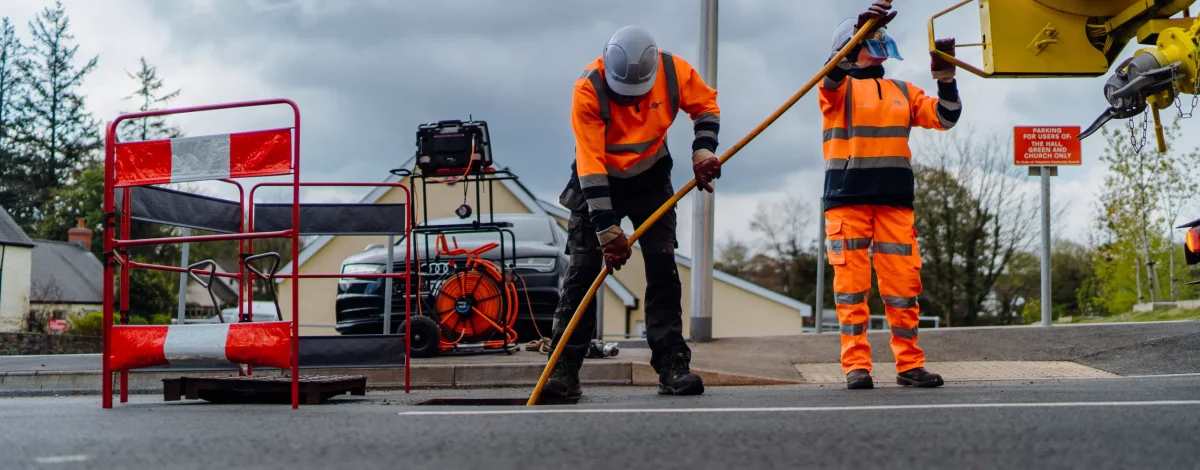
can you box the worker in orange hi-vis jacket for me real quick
[820,1,960,390]
[548,25,722,398]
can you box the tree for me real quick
[714,237,753,279]
[1093,117,1187,307]
[0,16,31,223]
[1049,240,1098,318]
[0,16,25,148]
[991,251,1039,325]
[1152,119,1200,301]
[117,56,183,142]
[14,0,100,232]
[712,192,837,315]
[911,127,1041,326]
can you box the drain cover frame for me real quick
[415,396,580,406]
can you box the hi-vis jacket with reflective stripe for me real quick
[571,50,720,233]
[819,66,961,211]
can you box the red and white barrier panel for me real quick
[114,128,293,187]
[109,322,292,371]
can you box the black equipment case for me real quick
[415,119,493,176]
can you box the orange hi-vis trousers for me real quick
[824,205,925,375]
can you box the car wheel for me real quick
[399,315,440,358]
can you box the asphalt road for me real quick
[3,376,1200,470]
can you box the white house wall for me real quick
[0,246,32,333]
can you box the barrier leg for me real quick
[120,370,128,403]
[525,3,894,406]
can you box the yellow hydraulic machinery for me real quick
[930,0,1200,152]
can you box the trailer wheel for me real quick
[400,315,440,358]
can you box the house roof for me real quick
[29,239,104,304]
[537,195,810,315]
[275,160,809,314]
[0,206,34,248]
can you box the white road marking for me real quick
[34,455,88,464]
[398,400,1200,416]
[1119,372,1200,379]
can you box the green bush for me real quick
[65,311,104,337]
[64,311,162,336]
[149,314,173,325]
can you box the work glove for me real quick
[856,1,896,33]
[931,38,956,82]
[692,148,722,192]
[597,226,631,271]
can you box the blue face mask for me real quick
[863,36,903,61]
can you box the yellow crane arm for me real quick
[929,0,1200,152]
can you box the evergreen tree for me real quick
[0,16,30,222]
[15,0,100,232]
[0,16,25,148]
[117,56,183,142]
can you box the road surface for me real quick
[3,375,1199,469]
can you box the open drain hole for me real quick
[415,397,580,406]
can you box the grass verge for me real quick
[1060,307,1200,324]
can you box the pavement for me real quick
[620,320,1200,382]
[3,375,1200,469]
[2,321,1197,397]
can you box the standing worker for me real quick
[820,1,960,389]
[547,25,723,398]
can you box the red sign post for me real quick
[1014,126,1082,166]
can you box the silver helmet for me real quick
[602,26,659,97]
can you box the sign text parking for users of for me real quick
[1014,126,1081,166]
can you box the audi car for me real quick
[334,213,567,342]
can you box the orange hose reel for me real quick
[430,234,518,350]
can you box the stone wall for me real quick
[0,333,101,355]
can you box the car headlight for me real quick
[514,257,556,273]
[341,263,385,280]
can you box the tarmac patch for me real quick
[792,361,1120,384]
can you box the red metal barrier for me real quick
[102,98,417,408]
[102,99,304,408]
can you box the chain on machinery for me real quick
[1128,110,1149,153]
[1173,56,1200,119]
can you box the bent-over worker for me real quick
[547,25,722,398]
[820,1,960,389]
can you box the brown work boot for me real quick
[846,369,873,389]
[897,367,944,388]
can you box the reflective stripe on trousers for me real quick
[825,204,926,374]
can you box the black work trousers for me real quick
[553,157,690,373]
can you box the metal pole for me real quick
[689,0,717,343]
[176,228,189,324]
[815,198,825,334]
[384,235,394,334]
[1039,167,1052,327]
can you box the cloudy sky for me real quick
[7,0,1199,256]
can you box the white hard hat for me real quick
[830,18,900,61]
[603,26,659,97]
[831,18,857,56]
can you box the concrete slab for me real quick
[793,361,1121,384]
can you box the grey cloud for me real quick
[142,1,1087,203]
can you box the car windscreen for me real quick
[409,217,555,245]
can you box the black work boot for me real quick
[543,358,582,398]
[846,369,874,390]
[658,351,704,395]
[897,367,945,388]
